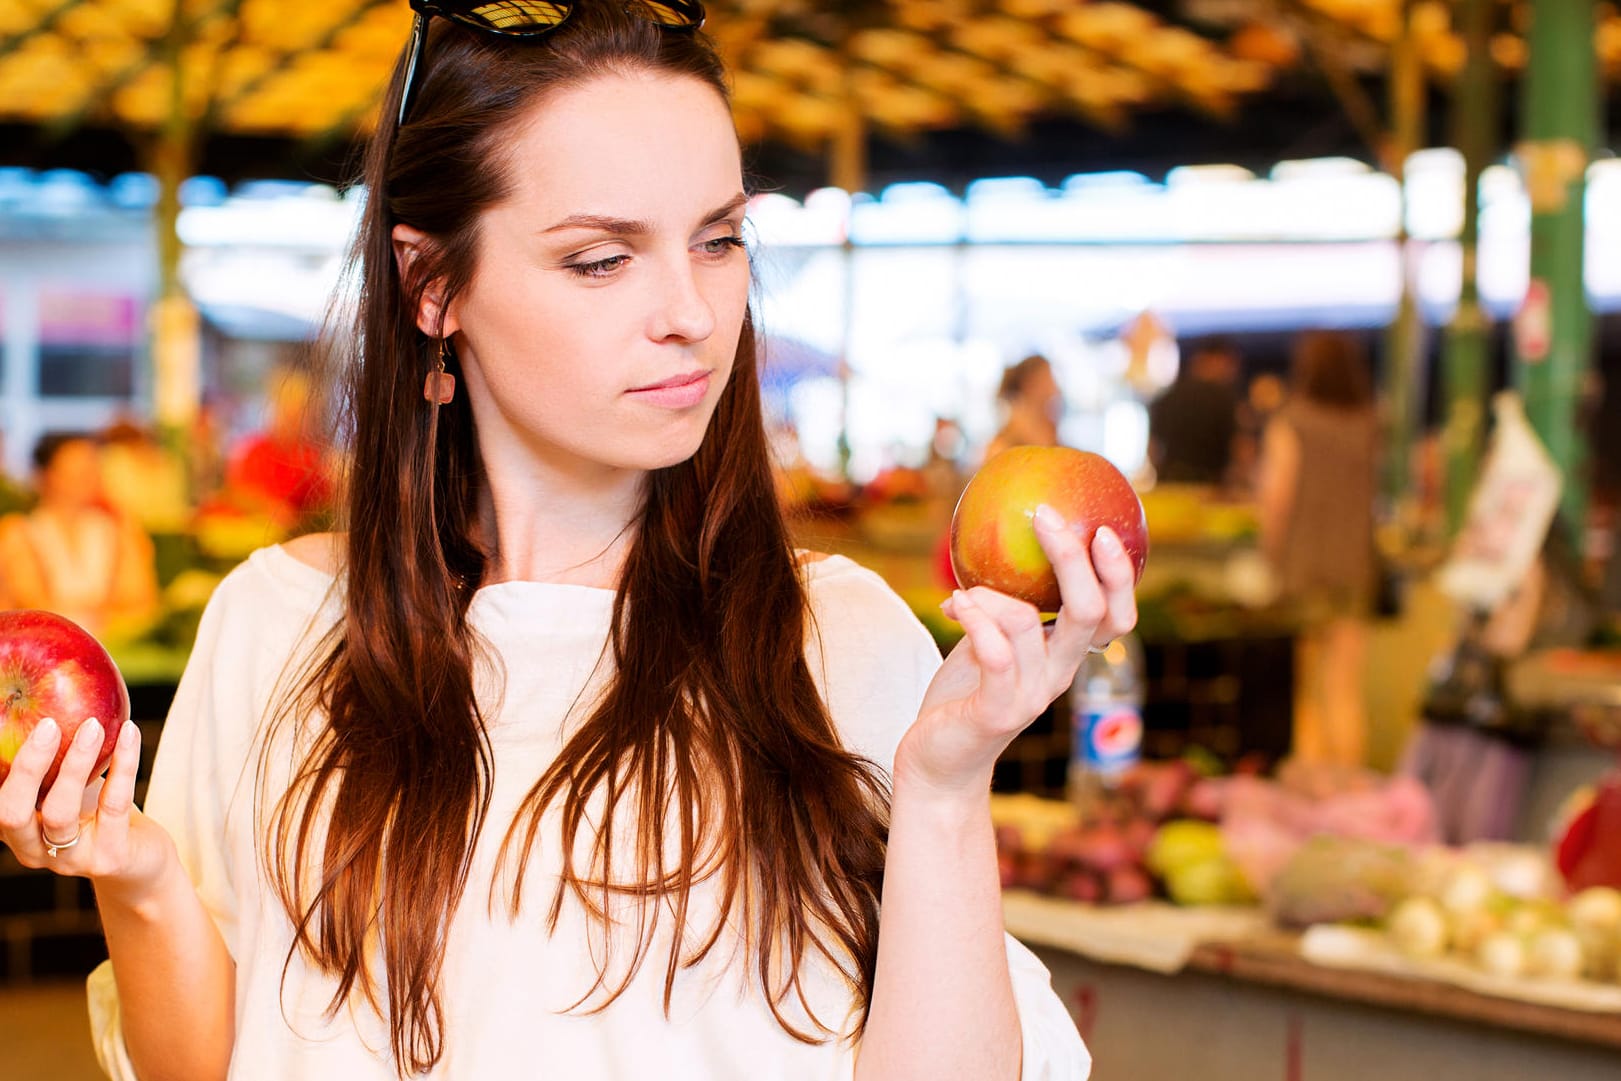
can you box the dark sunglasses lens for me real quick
[635,1,704,29]
[463,1,571,32]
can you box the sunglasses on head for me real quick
[397,0,707,129]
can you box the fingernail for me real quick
[1033,503,1065,531]
[1095,527,1122,553]
[953,589,976,608]
[75,721,101,747]
[120,721,138,747]
[31,718,59,745]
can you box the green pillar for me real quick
[149,0,201,436]
[1516,0,1600,540]
[1440,0,1496,535]
[1384,1,1425,511]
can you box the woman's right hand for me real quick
[0,717,171,895]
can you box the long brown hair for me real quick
[264,6,890,1074]
[1290,329,1373,410]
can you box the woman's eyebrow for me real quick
[701,193,749,225]
[539,194,748,237]
[539,212,652,236]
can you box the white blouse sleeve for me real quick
[88,563,269,1079]
[806,558,1091,1081]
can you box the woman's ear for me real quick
[391,224,459,337]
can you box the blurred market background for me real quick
[5,2,1621,1079]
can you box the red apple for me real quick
[0,610,130,797]
[950,446,1148,612]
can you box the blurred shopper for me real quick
[1257,331,1379,768]
[222,365,335,528]
[985,353,1063,461]
[0,433,158,636]
[1147,336,1241,486]
[922,416,968,502]
[5,8,1118,1081]
[98,416,192,535]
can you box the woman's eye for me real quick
[700,235,747,257]
[567,254,630,278]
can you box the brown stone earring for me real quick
[424,336,456,405]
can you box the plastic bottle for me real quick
[1068,634,1145,814]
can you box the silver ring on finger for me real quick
[42,824,82,858]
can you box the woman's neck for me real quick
[1005,404,1057,446]
[38,501,102,525]
[475,459,644,590]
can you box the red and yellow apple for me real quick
[950,446,1148,612]
[0,610,130,795]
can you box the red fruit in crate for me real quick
[1060,868,1103,904]
[0,610,130,798]
[1104,864,1154,905]
[1557,773,1621,892]
[950,446,1148,613]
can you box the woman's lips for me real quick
[626,370,711,409]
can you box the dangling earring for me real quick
[424,336,456,405]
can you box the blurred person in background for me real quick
[983,353,1063,461]
[0,432,158,636]
[922,416,967,502]
[1257,330,1379,768]
[99,415,193,535]
[1147,336,1241,487]
[222,365,336,528]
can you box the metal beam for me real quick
[205,0,399,128]
[0,0,96,57]
[43,0,244,138]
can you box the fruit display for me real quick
[992,758,1257,906]
[1145,819,1257,906]
[1219,764,1441,899]
[0,609,131,794]
[1373,848,1621,986]
[950,445,1149,612]
[1266,835,1415,929]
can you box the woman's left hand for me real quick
[896,504,1139,800]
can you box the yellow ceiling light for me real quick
[849,28,929,71]
[0,0,1298,153]
[1059,4,1160,53]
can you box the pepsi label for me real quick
[1075,702,1143,776]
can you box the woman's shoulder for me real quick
[280,530,345,577]
[798,551,940,662]
[796,552,942,769]
[201,533,343,628]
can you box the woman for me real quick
[0,433,158,636]
[0,4,1136,1079]
[1257,330,1379,769]
[984,353,1064,462]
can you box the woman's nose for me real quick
[649,257,716,343]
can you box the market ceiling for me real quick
[2,0,1620,188]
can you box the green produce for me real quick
[1267,836,1412,928]
[1164,857,1255,906]
[1144,820,1225,878]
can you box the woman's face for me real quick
[432,71,750,480]
[39,439,103,510]
[1022,363,1062,422]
